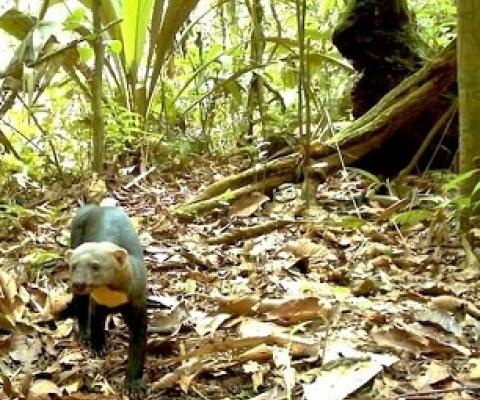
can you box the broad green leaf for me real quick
[121,0,155,79]
[148,0,200,99]
[390,209,433,226]
[0,8,35,40]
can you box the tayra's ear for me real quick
[112,248,128,268]
[65,249,73,262]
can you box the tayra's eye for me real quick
[90,262,101,272]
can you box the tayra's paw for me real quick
[78,332,91,347]
[90,343,107,357]
[124,378,146,399]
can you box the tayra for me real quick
[62,205,147,393]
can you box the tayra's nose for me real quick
[73,282,87,293]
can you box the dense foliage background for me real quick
[0,0,456,188]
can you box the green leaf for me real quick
[280,64,298,88]
[78,44,93,62]
[121,0,155,78]
[63,8,86,30]
[390,209,433,226]
[223,80,243,105]
[107,39,123,54]
[443,169,479,191]
[471,179,480,197]
[330,216,367,229]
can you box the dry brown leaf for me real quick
[43,291,73,319]
[28,379,60,398]
[243,361,266,392]
[0,313,16,332]
[370,255,392,268]
[9,335,42,368]
[412,361,450,389]
[260,297,335,325]
[416,309,462,337]
[53,319,74,338]
[229,192,270,217]
[216,295,261,316]
[192,312,231,336]
[466,358,480,380]
[0,271,17,315]
[303,350,398,400]
[371,322,470,356]
[59,351,84,365]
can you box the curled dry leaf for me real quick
[351,278,378,296]
[216,294,261,316]
[285,238,329,258]
[229,192,270,217]
[53,319,74,339]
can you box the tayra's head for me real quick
[65,242,129,295]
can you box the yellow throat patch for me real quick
[91,286,128,307]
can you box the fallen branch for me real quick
[206,219,293,245]
[124,166,156,189]
[175,174,294,218]
[175,44,457,217]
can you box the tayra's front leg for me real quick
[122,304,147,394]
[90,303,108,356]
[69,294,91,345]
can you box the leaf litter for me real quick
[1,166,480,399]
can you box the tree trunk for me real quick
[331,0,457,175]
[457,0,480,194]
[91,0,105,174]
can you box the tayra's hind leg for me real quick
[122,304,147,393]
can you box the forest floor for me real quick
[1,159,480,400]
